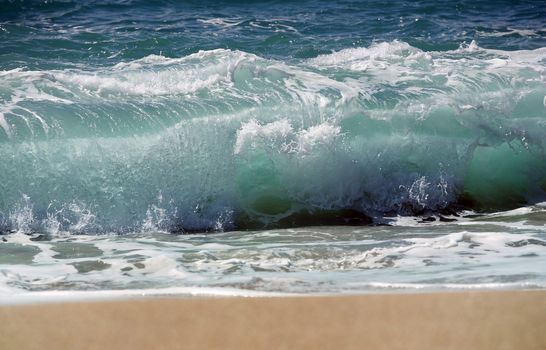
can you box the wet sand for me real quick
[1,290,545,350]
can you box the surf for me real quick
[1,41,545,233]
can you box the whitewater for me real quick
[1,42,546,233]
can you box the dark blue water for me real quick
[2,0,545,71]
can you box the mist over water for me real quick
[1,0,545,298]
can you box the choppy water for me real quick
[1,0,545,300]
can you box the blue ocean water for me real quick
[0,0,545,300]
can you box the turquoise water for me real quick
[0,0,545,300]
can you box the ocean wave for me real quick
[1,41,545,233]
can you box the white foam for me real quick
[296,123,341,153]
[309,40,427,71]
[54,69,223,96]
[466,40,480,52]
[234,119,293,154]
[348,281,546,291]
[477,28,540,38]
[234,119,340,155]
[0,286,291,305]
[197,18,245,28]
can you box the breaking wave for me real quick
[1,41,546,233]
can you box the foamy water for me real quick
[1,205,545,303]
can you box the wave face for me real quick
[1,41,545,233]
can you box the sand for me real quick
[1,290,545,350]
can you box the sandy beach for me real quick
[1,290,545,350]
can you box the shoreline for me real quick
[1,289,545,349]
[3,285,543,306]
